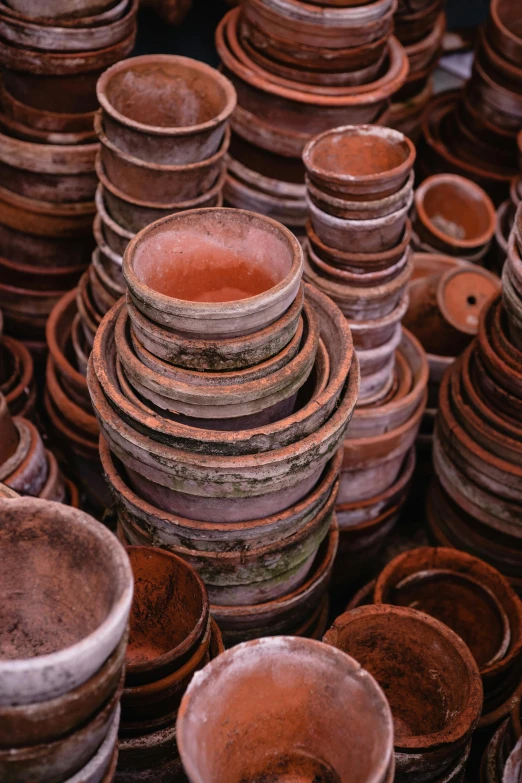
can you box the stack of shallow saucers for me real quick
[0,0,137,360]
[217,0,409,233]
[88,207,359,645]
[116,546,223,783]
[299,124,426,589]
[0,495,133,783]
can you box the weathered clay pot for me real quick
[227,133,306,196]
[224,172,307,230]
[0,391,19,464]
[303,123,416,201]
[0,106,97,146]
[0,253,85,292]
[488,0,522,69]
[96,155,225,234]
[0,80,96,133]
[0,415,48,496]
[4,0,120,19]
[394,0,443,45]
[123,207,303,338]
[324,605,483,780]
[95,185,133,257]
[413,174,497,258]
[403,11,445,73]
[0,496,133,705]
[347,293,409,351]
[125,546,209,684]
[97,54,236,165]
[307,237,410,288]
[306,169,414,221]
[0,334,35,418]
[0,279,63,341]
[177,636,395,783]
[96,111,228,204]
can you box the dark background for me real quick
[134,0,491,66]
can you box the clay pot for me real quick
[0,392,19,464]
[306,169,414,221]
[504,737,522,783]
[96,155,225,234]
[403,11,445,73]
[394,0,443,45]
[95,185,133,256]
[177,636,394,783]
[224,172,307,230]
[0,80,96,133]
[96,111,228,204]
[404,265,501,358]
[303,124,416,201]
[0,416,48,496]
[0,253,86,292]
[0,496,133,705]
[488,0,522,69]
[413,174,497,259]
[123,207,303,338]
[0,334,35,418]
[125,546,209,684]
[97,55,236,165]
[324,605,483,779]
[4,0,120,19]
[0,279,63,341]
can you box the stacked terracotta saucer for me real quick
[300,124,427,589]
[217,0,409,231]
[389,0,446,141]
[0,495,133,783]
[116,547,223,783]
[0,0,137,360]
[0,309,36,418]
[88,207,359,645]
[428,212,522,595]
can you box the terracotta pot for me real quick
[0,0,137,52]
[0,106,97,146]
[403,11,445,73]
[306,169,414,221]
[0,334,35,418]
[349,293,409,351]
[227,133,305,194]
[97,54,236,165]
[404,265,501,357]
[0,416,48,496]
[0,253,85,292]
[0,80,96,132]
[472,49,522,133]
[303,123,415,201]
[488,0,522,69]
[177,636,394,783]
[413,174,497,258]
[224,172,306,229]
[4,0,120,19]
[96,155,225,234]
[0,391,20,464]
[324,605,483,779]
[125,546,209,684]
[96,111,228,204]
[95,184,133,257]
[0,496,133,705]
[307,236,410,288]
[123,207,303,338]
[504,737,522,783]
[0,279,63,340]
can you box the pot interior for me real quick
[422,180,492,242]
[105,60,230,129]
[310,128,410,178]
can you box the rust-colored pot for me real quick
[0,334,35,418]
[0,390,19,463]
[488,0,522,69]
[3,0,121,19]
[224,172,306,230]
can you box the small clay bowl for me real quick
[125,546,209,685]
[303,124,416,201]
[177,636,394,783]
[123,207,303,338]
[0,496,133,706]
[97,54,236,165]
[413,174,497,257]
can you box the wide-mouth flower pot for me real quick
[123,207,303,338]
[0,496,133,706]
[125,546,209,685]
[177,636,394,783]
[97,54,236,165]
[303,124,415,201]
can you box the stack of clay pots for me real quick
[0,391,77,504]
[389,0,446,142]
[0,308,36,418]
[482,714,522,782]
[117,546,224,783]
[325,604,483,782]
[177,637,395,783]
[0,0,137,360]
[300,124,428,588]
[404,254,500,475]
[0,495,133,783]
[420,0,522,206]
[216,0,409,231]
[428,214,522,595]
[412,174,497,265]
[89,207,359,645]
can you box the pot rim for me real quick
[0,0,128,25]
[489,0,522,59]
[258,0,396,24]
[306,216,412,265]
[97,54,237,139]
[95,184,133,241]
[306,169,414,215]
[336,445,415,513]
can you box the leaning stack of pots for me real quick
[300,123,428,589]
[216,0,410,233]
[428,207,522,596]
[0,307,36,418]
[420,0,522,206]
[0,0,137,361]
[389,0,446,142]
[0,495,133,783]
[117,546,224,783]
[0,391,77,504]
[404,253,500,479]
[88,207,359,646]
[324,603,483,782]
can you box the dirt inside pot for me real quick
[237,752,341,783]
[105,61,228,128]
[422,181,492,241]
[311,132,408,177]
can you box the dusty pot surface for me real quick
[97,54,236,164]
[0,496,133,705]
[303,124,415,201]
[324,605,483,754]
[177,636,394,783]
[123,207,303,338]
[125,546,209,683]
[414,173,497,255]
